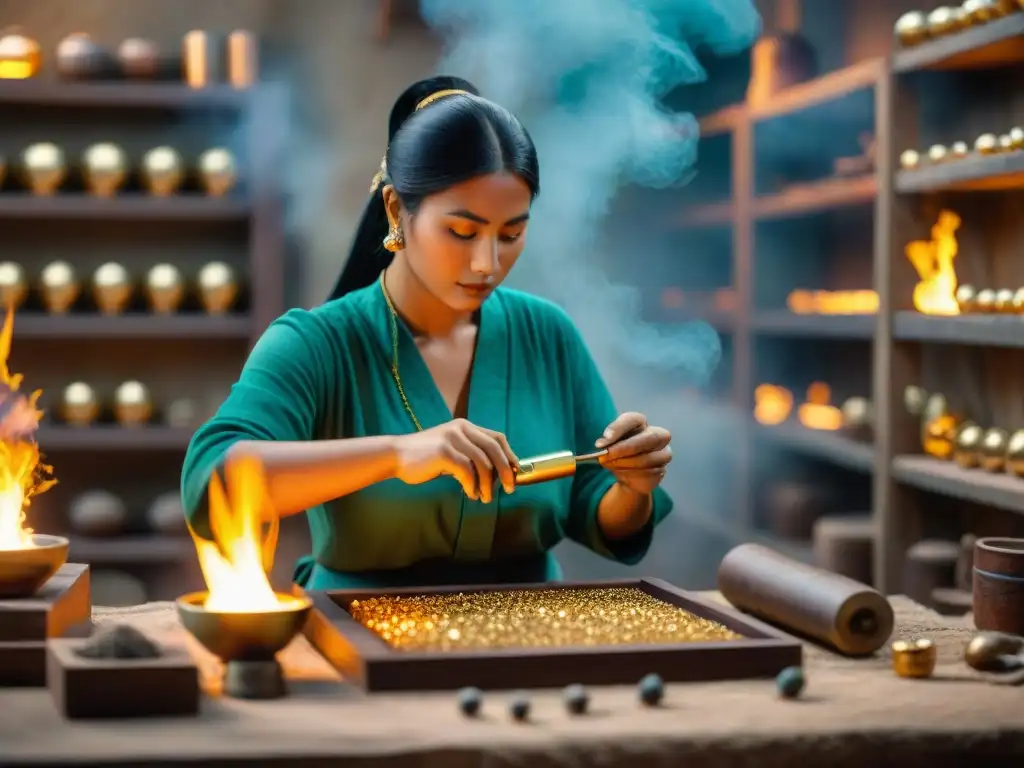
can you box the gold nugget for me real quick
[347,587,743,652]
[892,637,937,678]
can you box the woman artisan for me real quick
[181,76,675,590]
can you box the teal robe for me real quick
[181,283,673,589]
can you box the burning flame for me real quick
[191,455,283,613]
[906,209,961,316]
[797,383,843,431]
[0,308,56,551]
[754,384,793,425]
[787,289,879,315]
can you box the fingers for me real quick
[449,431,495,502]
[602,426,672,461]
[441,443,479,500]
[595,412,648,448]
[602,447,673,470]
[474,428,518,494]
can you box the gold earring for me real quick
[383,225,405,253]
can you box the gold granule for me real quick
[347,587,743,652]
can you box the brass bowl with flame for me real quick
[0,534,69,598]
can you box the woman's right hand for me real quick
[393,419,519,502]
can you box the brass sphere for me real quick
[953,423,984,468]
[955,284,978,313]
[926,7,962,35]
[923,414,960,460]
[142,146,183,197]
[975,133,1000,154]
[927,144,949,164]
[145,263,185,314]
[980,427,1009,472]
[994,288,1016,312]
[92,262,133,315]
[999,134,1015,152]
[962,0,998,22]
[1011,288,1024,313]
[0,32,42,80]
[899,149,921,170]
[891,638,937,679]
[39,260,79,314]
[1008,127,1024,151]
[0,261,28,311]
[964,632,1024,671]
[82,142,127,197]
[197,261,239,315]
[975,288,998,312]
[904,385,930,417]
[1005,429,1024,477]
[950,141,969,160]
[117,37,160,80]
[197,148,237,197]
[22,142,66,196]
[113,380,152,427]
[61,381,99,426]
[840,397,873,439]
[895,11,929,45]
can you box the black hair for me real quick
[325,75,540,302]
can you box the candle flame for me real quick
[754,384,793,425]
[797,382,843,431]
[907,209,961,316]
[786,289,879,315]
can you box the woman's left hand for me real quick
[594,412,672,495]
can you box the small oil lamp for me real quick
[177,455,311,699]
[0,308,61,598]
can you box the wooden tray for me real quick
[300,578,802,692]
[0,563,91,686]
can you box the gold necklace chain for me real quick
[379,271,425,432]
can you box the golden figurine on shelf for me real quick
[895,1,1022,47]
[905,209,961,316]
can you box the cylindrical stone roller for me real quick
[718,543,894,656]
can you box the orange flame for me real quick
[190,454,286,613]
[797,382,843,431]
[787,289,879,315]
[0,307,55,551]
[906,209,961,316]
[754,384,793,425]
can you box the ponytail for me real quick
[325,190,391,302]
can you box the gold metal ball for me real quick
[145,263,185,314]
[955,284,978,313]
[840,397,872,428]
[142,146,183,196]
[994,288,1016,312]
[61,381,99,426]
[197,148,237,197]
[82,142,127,197]
[904,385,929,417]
[899,149,921,170]
[999,134,1015,152]
[953,423,984,468]
[891,638,937,679]
[962,0,997,22]
[92,262,133,315]
[0,261,28,311]
[1008,127,1024,151]
[950,141,969,159]
[927,144,949,163]
[22,142,66,196]
[113,380,153,427]
[1011,288,1024,313]
[197,261,239,315]
[980,427,1009,472]
[895,11,929,45]
[965,632,1024,671]
[0,32,42,80]
[39,260,79,314]
[927,7,962,35]
[1005,430,1024,477]
[975,288,998,312]
[975,133,1000,154]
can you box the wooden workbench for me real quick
[1,594,1022,767]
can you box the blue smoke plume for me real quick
[420,0,760,381]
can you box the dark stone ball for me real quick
[563,683,590,715]
[508,691,531,721]
[457,686,483,717]
[776,666,805,699]
[638,673,664,706]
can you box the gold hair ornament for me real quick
[369,88,471,194]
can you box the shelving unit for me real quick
[1,80,287,601]
[672,10,1024,594]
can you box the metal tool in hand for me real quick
[513,449,608,487]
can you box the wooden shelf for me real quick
[892,455,1024,515]
[0,82,250,109]
[894,311,1024,347]
[37,427,193,452]
[0,195,250,221]
[756,422,875,473]
[69,535,193,565]
[15,314,252,340]
[753,175,877,221]
[892,14,1024,73]
[896,151,1024,192]
[673,200,733,228]
[752,310,875,338]
[750,58,883,122]
[699,104,745,137]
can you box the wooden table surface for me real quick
[2,593,1023,768]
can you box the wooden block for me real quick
[0,563,91,642]
[48,638,200,719]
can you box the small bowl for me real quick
[176,591,312,662]
[0,534,69,598]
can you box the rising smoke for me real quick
[420,0,760,382]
